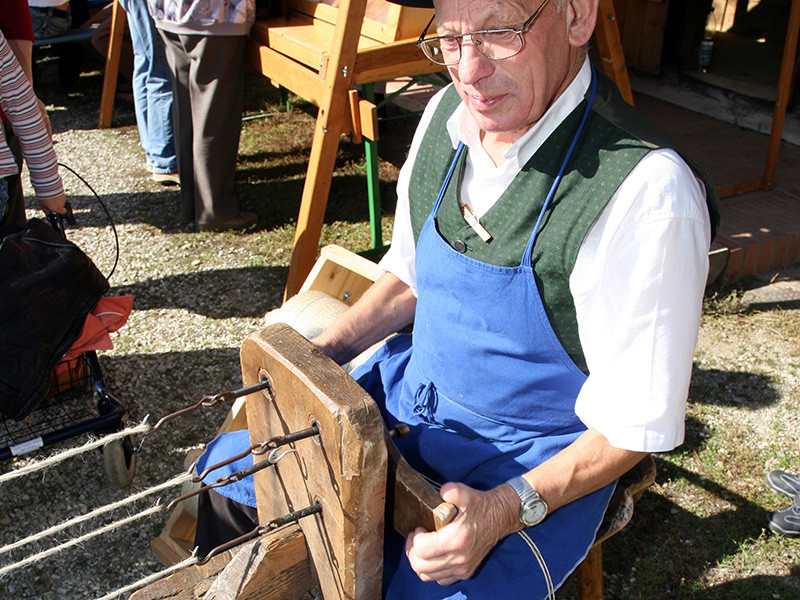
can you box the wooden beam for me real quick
[761,0,800,190]
[283,0,370,299]
[131,524,314,600]
[98,1,125,129]
[247,41,327,106]
[298,244,384,303]
[594,0,634,105]
[717,179,763,199]
[352,41,446,85]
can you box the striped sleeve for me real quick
[0,30,63,200]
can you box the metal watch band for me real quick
[506,475,548,526]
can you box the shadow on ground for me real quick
[115,265,287,319]
[600,460,793,600]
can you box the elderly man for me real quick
[194,0,720,596]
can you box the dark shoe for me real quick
[152,172,180,186]
[766,470,800,500]
[767,499,800,537]
[197,211,258,232]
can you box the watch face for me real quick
[521,498,547,526]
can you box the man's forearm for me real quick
[519,429,646,520]
[311,271,416,365]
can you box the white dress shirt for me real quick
[379,57,711,453]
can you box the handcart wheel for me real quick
[103,435,137,488]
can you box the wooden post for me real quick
[283,0,369,300]
[594,0,634,105]
[761,0,800,190]
[576,543,604,600]
[98,0,125,129]
[241,324,388,600]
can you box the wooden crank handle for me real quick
[433,501,457,530]
[385,428,461,537]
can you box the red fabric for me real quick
[61,295,134,362]
[0,1,35,42]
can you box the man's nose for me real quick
[456,40,494,84]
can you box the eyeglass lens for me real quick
[421,30,523,65]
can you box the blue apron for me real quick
[352,69,616,600]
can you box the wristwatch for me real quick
[506,475,548,527]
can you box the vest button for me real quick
[454,239,467,253]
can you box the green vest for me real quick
[408,71,720,373]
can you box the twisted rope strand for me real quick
[518,530,555,600]
[0,472,191,556]
[0,418,151,484]
[94,553,199,600]
[0,503,162,578]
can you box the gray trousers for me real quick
[160,31,247,225]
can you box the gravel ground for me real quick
[0,60,277,599]
[1,54,799,600]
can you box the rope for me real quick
[0,418,151,484]
[518,530,555,600]
[0,472,191,556]
[0,503,162,577]
[94,552,199,600]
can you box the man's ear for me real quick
[565,0,598,48]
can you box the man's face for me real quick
[435,0,581,144]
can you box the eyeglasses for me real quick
[416,0,551,66]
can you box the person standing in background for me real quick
[29,0,73,40]
[147,0,257,231]
[117,0,178,186]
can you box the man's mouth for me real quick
[467,92,506,111]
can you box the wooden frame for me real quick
[99,0,126,129]
[245,0,442,300]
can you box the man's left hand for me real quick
[404,481,521,586]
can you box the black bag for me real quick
[0,219,109,420]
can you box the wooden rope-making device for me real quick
[125,246,655,600]
[0,247,655,600]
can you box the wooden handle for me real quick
[385,430,459,537]
[433,502,457,530]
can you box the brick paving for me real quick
[635,93,800,287]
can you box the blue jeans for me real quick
[30,7,72,40]
[118,0,177,174]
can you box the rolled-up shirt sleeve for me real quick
[572,149,711,453]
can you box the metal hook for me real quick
[267,447,296,464]
[151,380,272,432]
[191,424,319,483]
[196,502,322,565]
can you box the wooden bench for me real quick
[245,0,444,300]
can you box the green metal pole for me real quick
[362,83,382,249]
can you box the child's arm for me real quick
[0,30,64,214]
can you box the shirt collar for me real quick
[445,55,592,167]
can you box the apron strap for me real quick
[522,65,598,268]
